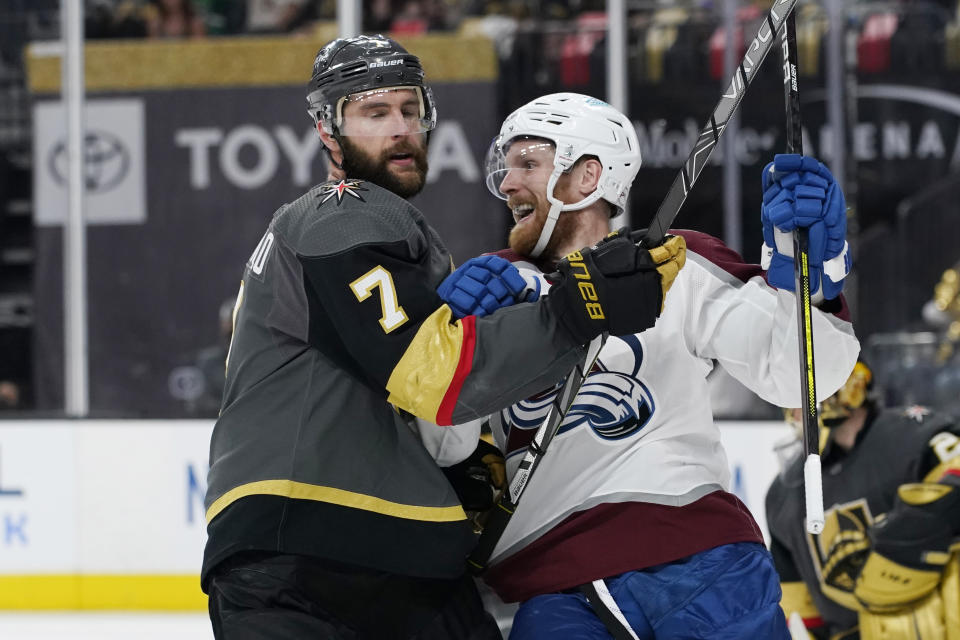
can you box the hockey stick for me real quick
[779,9,825,535]
[466,0,802,575]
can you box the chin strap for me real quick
[528,167,608,259]
[318,130,345,172]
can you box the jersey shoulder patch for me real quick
[316,179,369,206]
[275,181,425,259]
[902,405,932,423]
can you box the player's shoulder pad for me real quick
[673,229,763,284]
[273,180,426,258]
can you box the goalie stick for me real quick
[779,9,825,535]
[467,0,802,575]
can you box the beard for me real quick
[339,135,429,198]
[508,202,582,266]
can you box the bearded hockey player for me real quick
[767,360,960,640]
[201,38,683,639]
[435,92,860,639]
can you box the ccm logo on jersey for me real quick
[565,250,605,320]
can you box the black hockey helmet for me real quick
[306,35,436,136]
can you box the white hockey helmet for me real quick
[485,93,641,258]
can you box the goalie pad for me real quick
[854,482,960,611]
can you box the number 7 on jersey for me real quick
[349,266,409,333]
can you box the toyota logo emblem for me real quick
[48,130,130,193]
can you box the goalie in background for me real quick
[765,359,960,640]
[435,93,860,639]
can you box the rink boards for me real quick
[0,419,791,610]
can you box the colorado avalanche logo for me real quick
[502,335,654,443]
[565,372,654,439]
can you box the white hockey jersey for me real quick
[482,230,860,603]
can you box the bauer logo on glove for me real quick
[562,250,605,320]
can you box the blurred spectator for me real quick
[391,0,429,34]
[245,0,309,33]
[144,0,207,38]
[924,260,960,417]
[365,0,394,32]
[194,0,248,35]
[86,0,149,39]
[0,381,20,410]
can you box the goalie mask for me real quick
[306,35,437,138]
[819,359,874,428]
[485,93,641,258]
[782,360,874,456]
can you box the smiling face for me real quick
[335,87,429,197]
[498,138,581,259]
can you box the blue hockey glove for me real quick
[760,154,851,302]
[438,255,540,320]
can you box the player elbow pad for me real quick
[854,482,960,611]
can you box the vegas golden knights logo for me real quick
[807,499,876,606]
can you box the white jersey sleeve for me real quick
[413,417,483,467]
[679,251,859,407]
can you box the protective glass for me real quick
[484,136,557,200]
[336,86,435,137]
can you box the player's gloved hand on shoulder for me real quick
[760,154,851,303]
[545,228,686,345]
[441,438,506,512]
[438,254,540,320]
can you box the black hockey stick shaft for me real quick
[466,0,802,576]
[780,10,824,534]
[467,335,604,573]
[644,0,801,248]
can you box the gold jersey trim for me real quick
[205,478,467,524]
[386,304,464,421]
